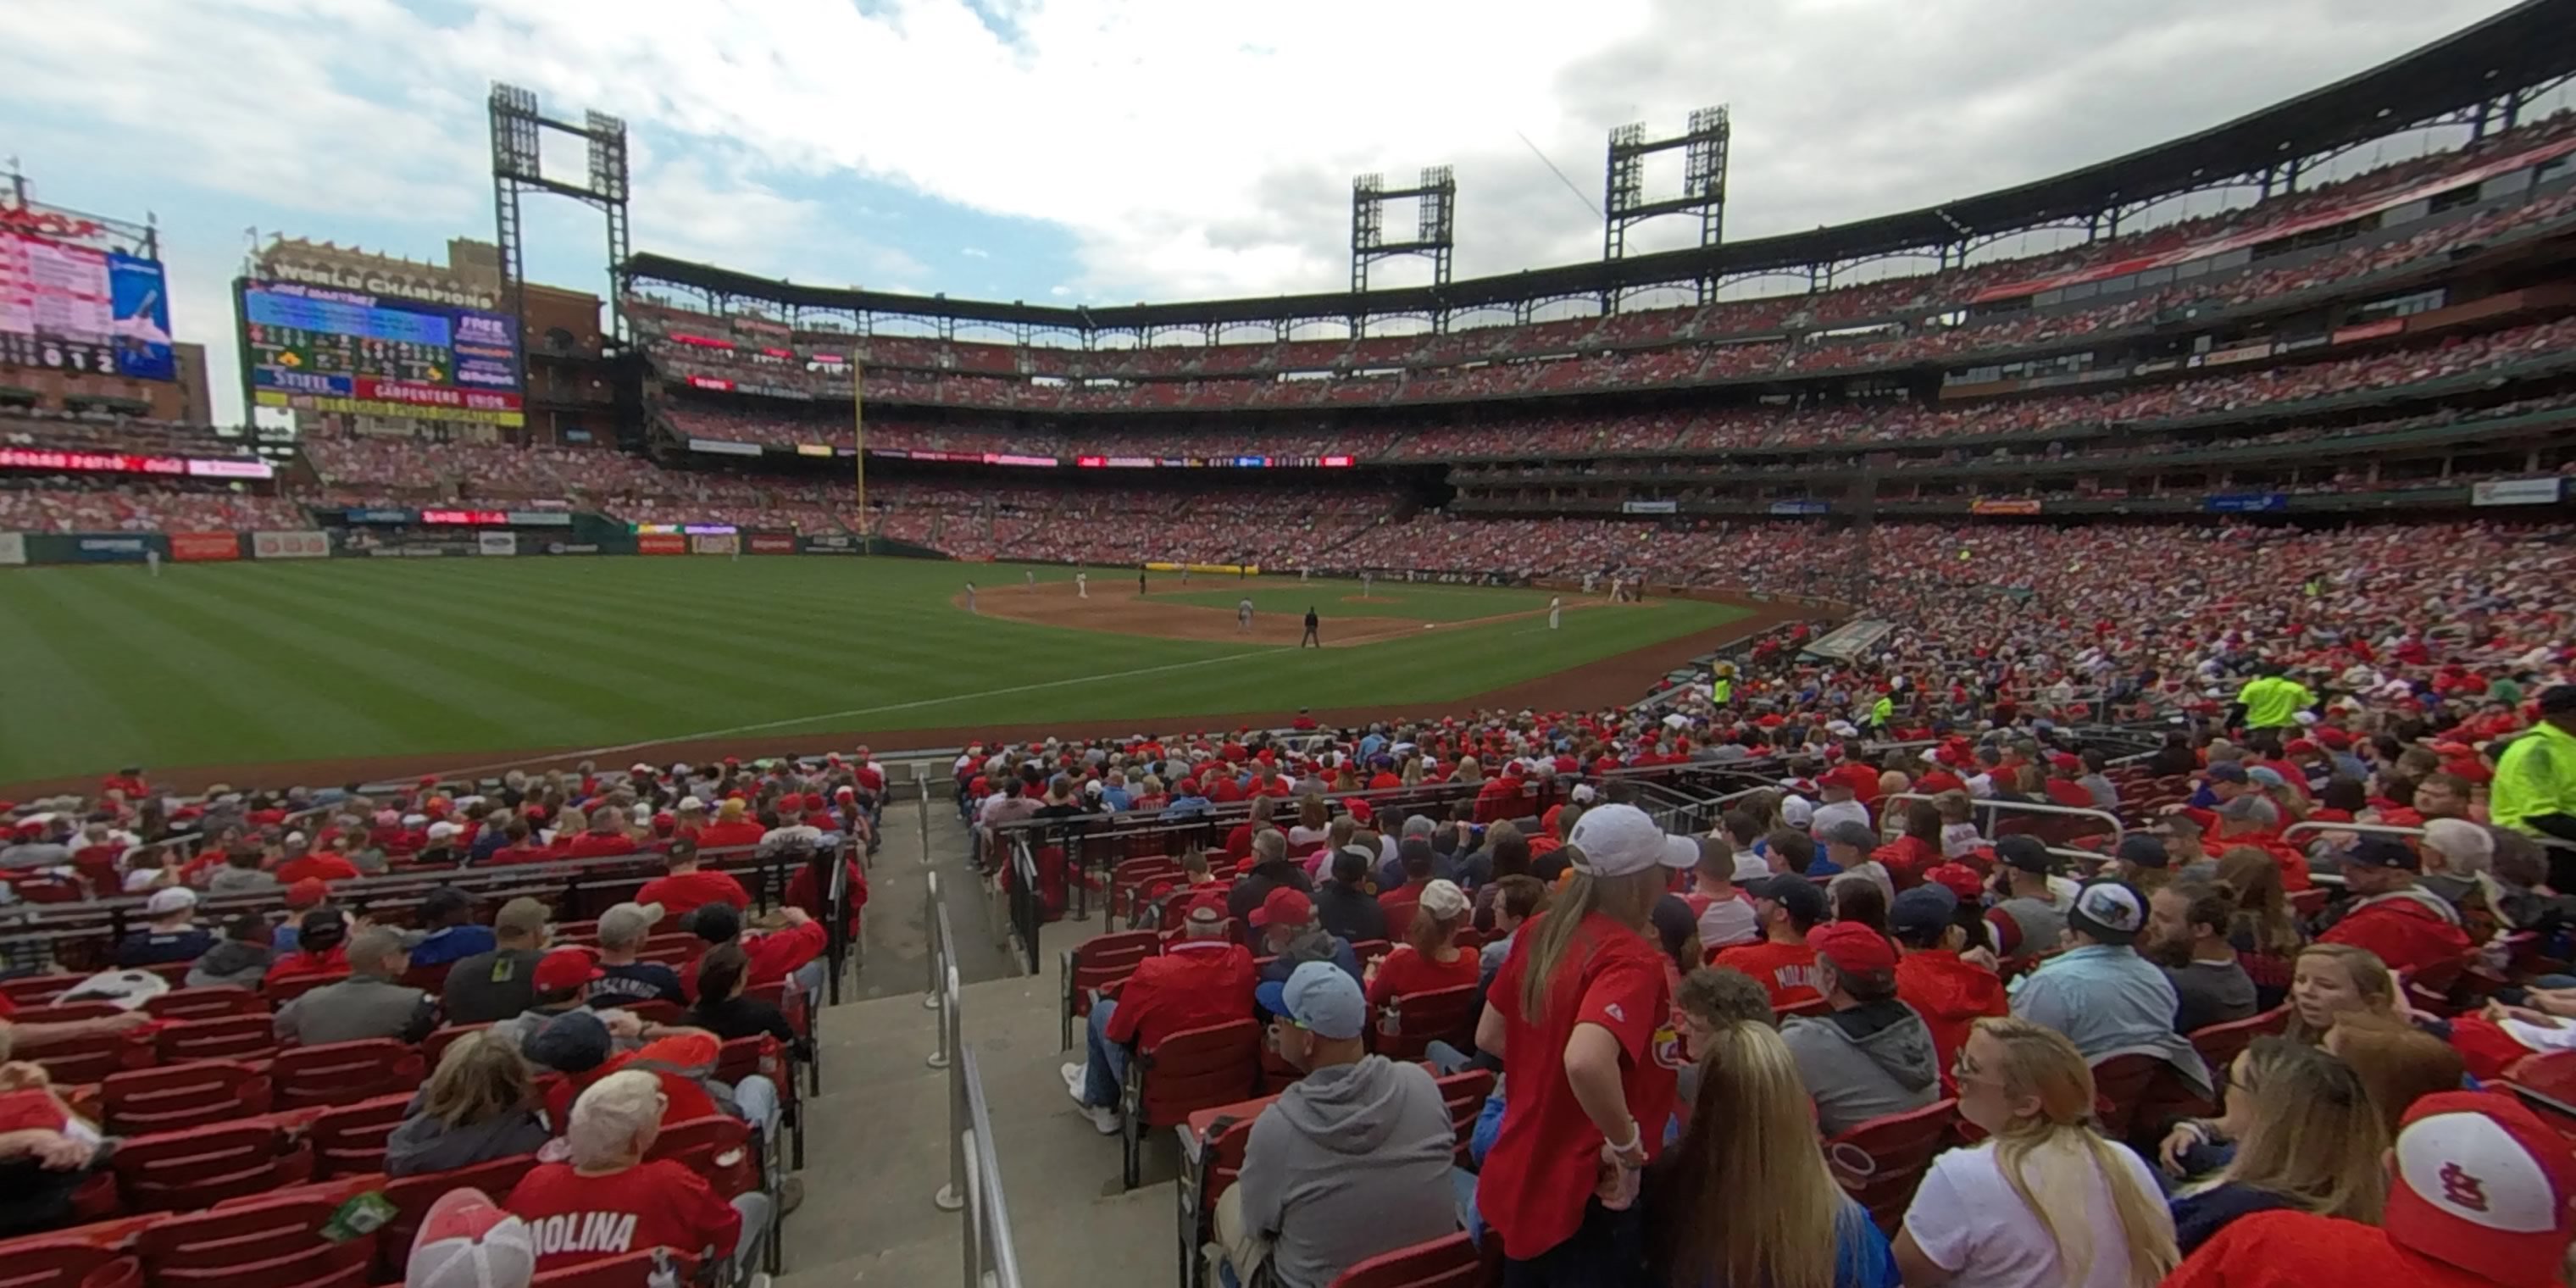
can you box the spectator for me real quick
[206,846,279,896]
[505,1069,770,1276]
[1986,836,2074,958]
[1374,837,1438,933]
[386,1029,553,1177]
[2162,1091,2576,1288]
[402,1187,535,1288]
[685,941,799,1050]
[1650,894,1706,986]
[114,886,211,966]
[1810,779,1870,840]
[1818,821,1892,900]
[590,901,686,1008]
[1211,963,1457,1288]
[1480,874,1548,985]
[2321,1012,2467,1135]
[409,887,497,969]
[677,902,825,998]
[272,924,437,1046]
[1229,830,1313,924]
[1063,905,1255,1135]
[2146,881,2258,1035]
[0,1026,111,1236]
[2491,685,2576,878]
[2111,836,2173,897]
[1475,802,1695,1276]
[1890,884,2008,1082]
[264,907,352,985]
[444,897,552,1025]
[1254,888,1362,985]
[1311,846,1388,946]
[1684,836,1759,951]
[491,948,624,1052]
[2165,1037,2387,1255]
[1717,808,1769,881]
[2282,942,2398,1045]
[185,912,275,989]
[1712,874,1829,1009]
[1782,919,1939,1135]
[1365,879,1476,1008]
[1645,1019,1900,1288]
[2009,881,2212,1100]
[634,839,750,919]
[1896,1017,2178,1287]
[2318,837,2474,979]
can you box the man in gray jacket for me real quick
[272,925,438,1046]
[1217,962,1456,1288]
[1779,920,1939,1135]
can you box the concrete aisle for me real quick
[782,785,1169,1288]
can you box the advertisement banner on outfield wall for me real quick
[541,541,605,556]
[252,530,331,559]
[478,532,519,557]
[800,535,862,554]
[2472,477,2564,507]
[2204,492,2289,513]
[638,534,687,556]
[169,532,242,562]
[1970,499,2045,515]
[691,533,741,556]
[747,533,797,554]
[1620,500,1679,515]
[69,535,152,563]
[0,533,23,566]
[1768,500,1830,515]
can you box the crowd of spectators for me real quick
[0,480,307,533]
[0,412,257,459]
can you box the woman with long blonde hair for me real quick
[1894,1017,2177,1288]
[385,1030,552,1176]
[1645,1021,1897,1288]
[1474,804,1697,1282]
[2281,942,2396,1046]
[2167,1037,2387,1254]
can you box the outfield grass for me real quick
[0,558,1746,783]
[1151,577,1565,623]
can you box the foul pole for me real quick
[852,362,868,546]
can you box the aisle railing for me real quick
[923,869,1026,1288]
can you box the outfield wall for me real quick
[0,527,952,565]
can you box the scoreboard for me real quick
[240,279,525,426]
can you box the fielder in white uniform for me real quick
[1549,597,1563,630]
[965,581,978,613]
[1076,572,1089,599]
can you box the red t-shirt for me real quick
[507,1158,742,1274]
[2043,778,2096,809]
[695,820,768,852]
[1378,883,1427,938]
[275,853,359,886]
[679,921,828,996]
[1101,941,1255,1049]
[2162,1209,2490,1288]
[1708,940,1821,1008]
[566,832,643,859]
[1477,911,1680,1260]
[1365,943,1479,1009]
[2320,896,2475,980]
[636,870,752,919]
[786,860,869,935]
[1894,949,2008,1089]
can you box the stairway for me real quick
[781,774,1176,1288]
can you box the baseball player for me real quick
[1302,607,1320,648]
[1237,597,1255,632]
[145,547,161,579]
[964,581,977,613]
[1025,569,1035,589]
[1582,571,1597,595]
[1549,596,1563,630]
[1076,571,1088,599]
[1137,569,1147,596]
[1361,571,1374,597]
[1298,567,1310,583]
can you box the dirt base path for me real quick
[3,597,1813,797]
[960,580,1614,647]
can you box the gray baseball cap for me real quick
[1253,960,1368,1041]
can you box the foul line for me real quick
[414,645,1296,782]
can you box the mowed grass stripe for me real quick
[179,569,684,743]
[125,572,583,763]
[0,573,178,781]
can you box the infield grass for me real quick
[0,558,1744,783]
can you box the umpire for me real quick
[1301,607,1320,647]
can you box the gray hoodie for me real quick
[185,938,273,989]
[1235,1055,1457,1288]
[1780,1001,1940,1135]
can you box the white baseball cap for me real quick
[145,886,197,916]
[1565,803,1696,878]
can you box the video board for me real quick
[0,227,176,380]
[239,280,524,426]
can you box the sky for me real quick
[0,0,2541,424]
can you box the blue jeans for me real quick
[730,1074,780,1146]
[730,1192,773,1274]
[1424,1040,1474,1075]
[791,958,826,999]
[1082,999,1129,1108]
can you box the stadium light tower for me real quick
[487,82,632,381]
[1350,167,1457,307]
[1602,107,1730,307]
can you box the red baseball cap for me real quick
[2384,1090,2576,1287]
[1251,887,1314,930]
[1924,862,1985,903]
[1806,921,1898,975]
[286,877,330,909]
[533,947,606,993]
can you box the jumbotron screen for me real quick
[239,279,524,426]
[0,228,175,380]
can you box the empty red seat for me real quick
[308,1092,415,1178]
[1121,1019,1261,1189]
[0,974,86,1008]
[1177,1096,1275,1288]
[1326,1231,1478,1288]
[0,1238,142,1288]
[1827,1098,1961,1230]
[155,1015,276,1064]
[2187,1007,2289,1075]
[145,988,266,1022]
[260,973,347,1006]
[1372,985,1477,1063]
[100,1060,271,1135]
[420,1022,491,1066]
[1060,931,1162,1049]
[29,1027,154,1086]
[136,1193,373,1288]
[272,1038,425,1108]
[111,1121,312,1212]
[646,1113,758,1198]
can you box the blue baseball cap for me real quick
[1253,960,1368,1041]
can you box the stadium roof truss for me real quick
[624,0,2576,348]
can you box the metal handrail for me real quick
[1876,791,2124,845]
[915,763,933,867]
[958,1045,1026,1288]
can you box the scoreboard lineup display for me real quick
[0,228,177,381]
[240,280,525,427]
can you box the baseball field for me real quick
[0,558,1765,792]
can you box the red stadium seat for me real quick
[420,1022,491,1066]
[1120,1019,1262,1190]
[261,972,347,1006]
[272,1038,425,1108]
[1371,984,1477,1063]
[2187,1007,2289,1076]
[646,1114,758,1199]
[1060,931,1162,1050]
[136,1192,374,1288]
[0,974,86,1008]
[1827,1098,1961,1230]
[100,1060,271,1135]
[0,1241,142,1288]
[1177,1097,1274,1288]
[145,988,267,1022]
[379,1153,541,1274]
[308,1092,415,1179]
[30,1027,155,1086]
[530,1250,701,1286]
[111,1121,312,1213]
[1325,1231,1479,1288]
[154,1014,275,1064]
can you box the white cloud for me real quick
[960,247,989,258]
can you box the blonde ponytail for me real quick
[1976,1018,2179,1287]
